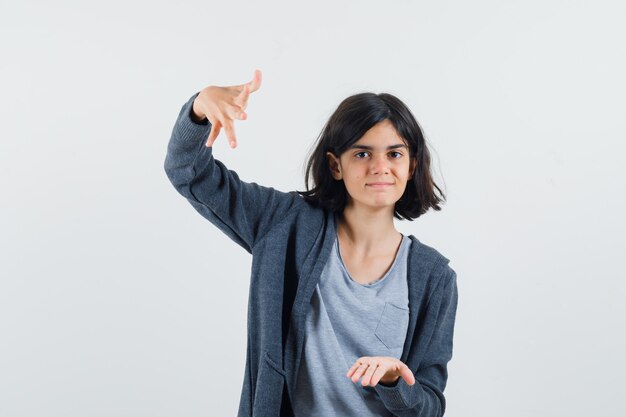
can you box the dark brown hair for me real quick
[296,92,445,220]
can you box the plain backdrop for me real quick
[1,0,625,416]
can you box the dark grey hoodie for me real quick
[164,92,459,417]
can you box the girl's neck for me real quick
[337,204,402,256]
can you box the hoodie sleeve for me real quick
[163,92,302,254]
[374,266,459,417]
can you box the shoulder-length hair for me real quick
[296,92,445,221]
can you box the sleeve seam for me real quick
[422,257,451,308]
[251,193,306,252]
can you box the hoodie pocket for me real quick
[252,351,286,417]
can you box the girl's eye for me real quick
[354,151,403,159]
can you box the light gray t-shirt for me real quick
[293,221,411,416]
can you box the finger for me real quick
[226,103,247,121]
[347,357,368,377]
[401,364,416,386]
[205,120,222,147]
[234,84,250,110]
[370,364,389,386]
[361,362,379,386]
[350,363,369,383]
[222,118,238,148]
[346,362,361,378]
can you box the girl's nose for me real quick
[369,154,389,174]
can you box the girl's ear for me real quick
[326,151,342,180]
[409,158,417,177]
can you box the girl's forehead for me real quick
[353,124,408,148]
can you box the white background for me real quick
[1,0,625,416]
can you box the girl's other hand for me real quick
[192,69,262,149]
[346,356,416,387]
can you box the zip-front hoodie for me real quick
[164,92,459,417]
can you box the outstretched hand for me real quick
[347,356,416,387]
[192,69,263,149]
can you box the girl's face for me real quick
[326,119,416,213]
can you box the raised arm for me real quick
[163,71,302,253]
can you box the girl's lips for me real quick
[367,183,393,187]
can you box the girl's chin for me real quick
[348,198,399,211]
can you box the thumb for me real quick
[401,364,416,386]
[247,68,262,92]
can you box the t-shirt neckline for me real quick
[333,213,407,287]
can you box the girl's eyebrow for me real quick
[348,144,408,150]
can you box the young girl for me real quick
[164,70,458,417]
